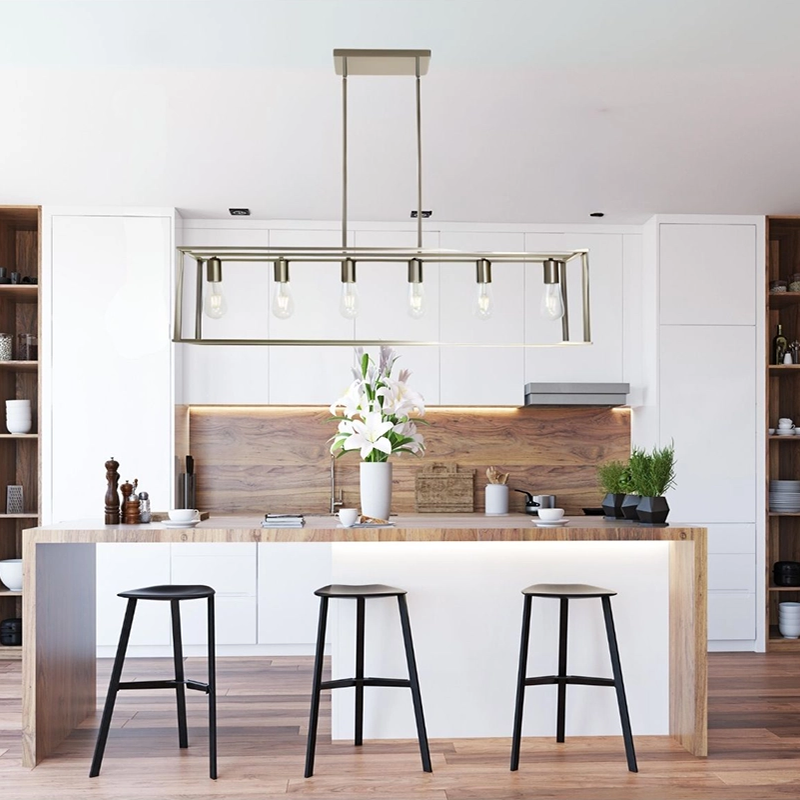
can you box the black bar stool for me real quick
[304,583,432,777]
[89,584,217,779]
[510,583,637,773]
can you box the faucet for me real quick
[330,454,344,515]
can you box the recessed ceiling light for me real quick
[229,208,251,216]
[589,212,605,218]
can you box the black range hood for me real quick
[523,382,630,407]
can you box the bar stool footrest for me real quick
[321,677,412,691]
[117,679,211,693]
[524,674,616,688]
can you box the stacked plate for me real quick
[770,480,800,513]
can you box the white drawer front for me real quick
[708,554,756,593]
[707,524,755,554]
[171,555,256,596]
[708,592,756,641]
[171,543,257,558]
[178,595,257,646]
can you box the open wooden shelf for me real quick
[0,285,37,303]
[768,584,800,592]
[0,360,36,373]
[769,364,800,371]
[769,626,800,649]
[0,513,37,519]
[769,512,800,516]
[0,646,21,660]
[0,434,36,439]
[769,291,800,309]
[769,434,800,439]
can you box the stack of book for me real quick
[262,514,305,528]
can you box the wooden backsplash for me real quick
[186,406,631,516]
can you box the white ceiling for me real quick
[3,0,800,223]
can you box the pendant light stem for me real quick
[342,57,348,249]
[416,56,422,249]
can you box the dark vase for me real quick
[602,492,626,519]
[621,494,640,520]
[637,495,670,524]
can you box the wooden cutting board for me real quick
[415,462,475,512]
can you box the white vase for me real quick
[359,461,392,520]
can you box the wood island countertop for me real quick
[26,513,705,544]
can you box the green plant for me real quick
[628,442,677,497]
[597,460,629,494]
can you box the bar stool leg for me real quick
[170,599,189,749]
[397,595,432,773]
[510,594,532,771]
[304,595,330,778]
[601,596,638,773]
[556,597,569,743]
[354,596,366,747]
[89,598,138,777]
[207,594,217,780]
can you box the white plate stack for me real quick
[779,601,800,638]
[769,480,800,513]
[5,399,31,434]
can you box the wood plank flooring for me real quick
[0,653,797,798]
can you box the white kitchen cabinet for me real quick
[96,544,172,647]
[708,592,756,641]
[45,211,174,522]
[171,544,258,645]
[181,344,269,404]
[268,346,357,405]
[658,325,756,523]
[707,523,756,555]
[659,223,757,326]
[258,543,332,646]
[439,346,523,405]
[524,232,625,383]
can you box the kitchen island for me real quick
[21,515,706,766]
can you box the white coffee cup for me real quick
[779,418,794,425]
[537,507,565,522]
[168,508,199,522]
[338,508,359,527]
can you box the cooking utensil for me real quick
[513,490,556,515]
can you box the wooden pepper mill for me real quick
[120,478,140,524]
[104,457,120,525]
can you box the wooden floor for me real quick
[0,653,797,798]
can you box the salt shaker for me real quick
[784,352,794,364]
[138,490,151,523]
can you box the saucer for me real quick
[534,518,570,527]
[162,519,200,528]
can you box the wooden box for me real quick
[415,463,475,513]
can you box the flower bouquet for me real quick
[330,347,426,519]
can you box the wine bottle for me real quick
[774,323,788,365]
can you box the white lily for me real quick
[379,377,426,418]
[330,380,366,418]
[342,412,394,460]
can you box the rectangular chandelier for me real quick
[172,49,592,348]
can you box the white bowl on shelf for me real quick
[0,559,22,592]
[5,419,31,434]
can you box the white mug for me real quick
[779,418,793,425]
[338,508,359,527]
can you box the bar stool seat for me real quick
[305,583,432,777]
[510,582,638,773]
[89,584,217,779]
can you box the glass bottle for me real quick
[773,323,788,365]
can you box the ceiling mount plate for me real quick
[333,49,431,76]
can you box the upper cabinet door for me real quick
[524,232,624,383]
[659,223,757,326]
[49,214,173,521]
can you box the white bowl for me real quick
[5,399,30,406]
[168,508,199,522]
[537,508,565,522]
[6,412,31,419]
[6,419,31,434]
[0,559,22,591]
[780,602,800,610]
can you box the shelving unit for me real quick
[766,217,800,650]
[0,206,40,659]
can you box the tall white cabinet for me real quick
[635,215,765,650]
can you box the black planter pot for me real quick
[636,495,670,524]
[602,492,626,519]
[620,494,641,520]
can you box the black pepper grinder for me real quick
[105,457,120,524]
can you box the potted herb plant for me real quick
[628,442,676,524]
[597,459,629,519]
